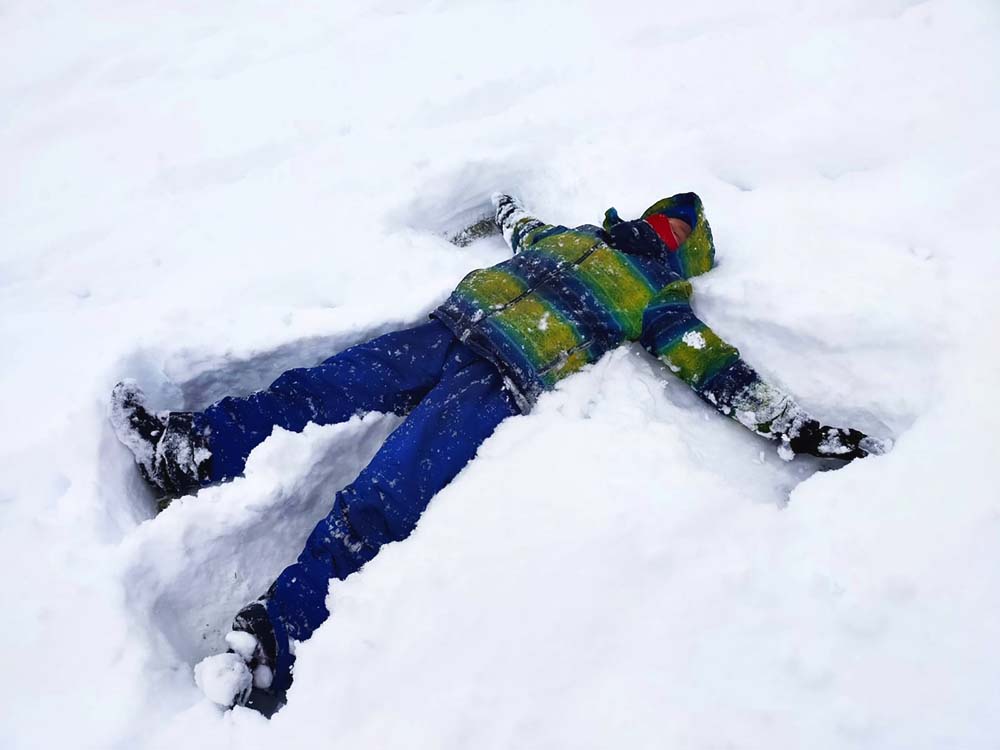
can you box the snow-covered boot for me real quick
[233,601,286,714]
[109,381,210,503]
[194,601,284,716]
[232,602,278,685]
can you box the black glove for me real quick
[788,420,892,461]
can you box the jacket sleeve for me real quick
[640,280,888,461]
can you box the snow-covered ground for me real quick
[2,0,999,747]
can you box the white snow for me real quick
[224,631,259,663]
[252,664,273,691]
[2,1,1000,748]
[682,330,707,349]
[194,653,252,707]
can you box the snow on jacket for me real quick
[434,192,848,457]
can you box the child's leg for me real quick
[241,349,518,693]
[111,320,462,501]
[195,320,459,482]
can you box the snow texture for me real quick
[224,631,259,663]
[194,653,252,707]
[107,380,159,479]
[682,330,707,350]
[2,1,999,748]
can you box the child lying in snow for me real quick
[111,192,891,712]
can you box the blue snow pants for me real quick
[192,321,518,691]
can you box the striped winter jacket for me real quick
[433,192,819,453]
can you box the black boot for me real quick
[231,601,285,716]
[232,602,278,671]
[110,381,211,505]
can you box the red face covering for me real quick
[644,214,682,251]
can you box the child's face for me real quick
[668,218,692,246]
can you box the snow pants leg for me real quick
[193,320,462,482]
[262,348,518,692]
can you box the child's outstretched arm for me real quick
[641,280,890,461]
[492,193,563,254]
